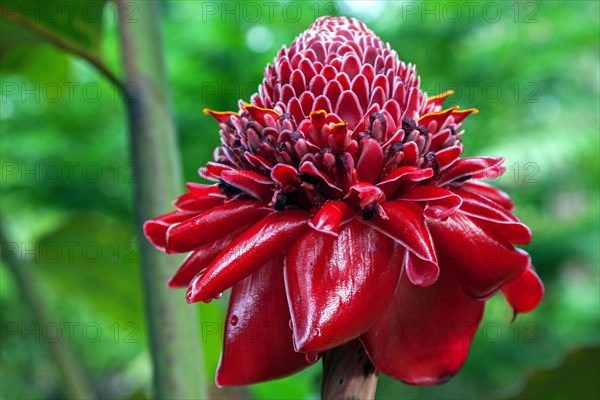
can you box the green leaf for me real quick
[503,347,600,400]
[0,0,107,56]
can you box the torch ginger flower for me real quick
[144,16,543,386]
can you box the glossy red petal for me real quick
[143,211,193,251]
[167,229,242,288]
[216,255,309,386]
[204,162,235,180]
[172,186,225,213]
[361,268,484,385]
[221,170,275,202]
[186,182,219,193]
[165,201,271,254]
[361,200,439,285]
[308,200,356,236]
[285,221,404,353]
[377,166,433,199]
[461,181,514,211]
[428,212,529,299]
[400,185,462,220]
[438,157,504,186]
[453,188,531,244]
[501,265,544,314]
[299,160,344,198]
[271,164,300,189]
[244,153,274,170]
[344,182,384,209]
[435,146,463,170]
[405,251,440,287]
[187,210,310,303]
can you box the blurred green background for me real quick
[1,1,599,399]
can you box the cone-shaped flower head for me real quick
[144,16,543,387]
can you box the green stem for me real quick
[116,1,205,398]
[0,218,94,400]
[0,4,125,93]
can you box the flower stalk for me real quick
[321,341,378,400]
[116,1,205,398]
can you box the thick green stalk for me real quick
[116,1,205,398]
[0,219,94,400]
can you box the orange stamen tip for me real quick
[203,108,238,116]
[429,90,455,101]
[243,104,280,116]
[423,105,459,118]
[454,108,479,115]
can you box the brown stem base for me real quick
[321,340,379,400]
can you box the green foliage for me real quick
[1,0,107,53]
[1,1,598,399]
[505,347,600,400]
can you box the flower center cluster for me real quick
[201,17,471,215]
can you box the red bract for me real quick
[144,16,543,386]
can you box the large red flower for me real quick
[144,16,543,386]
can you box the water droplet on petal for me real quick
[230,315,238,326]
[305,352,319,364]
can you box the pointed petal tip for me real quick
[163,223,179,254]
[203,108,239,123]
[402,372,455,386]
[143,220,167,251]
[428,90,454,102]
[406,256,440,287]
[185,282,203,304]
[501,265,544,314]
[166,279,180,289]
[214,377,224,389]
[291,331,319,354]
[307,221,339,237]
